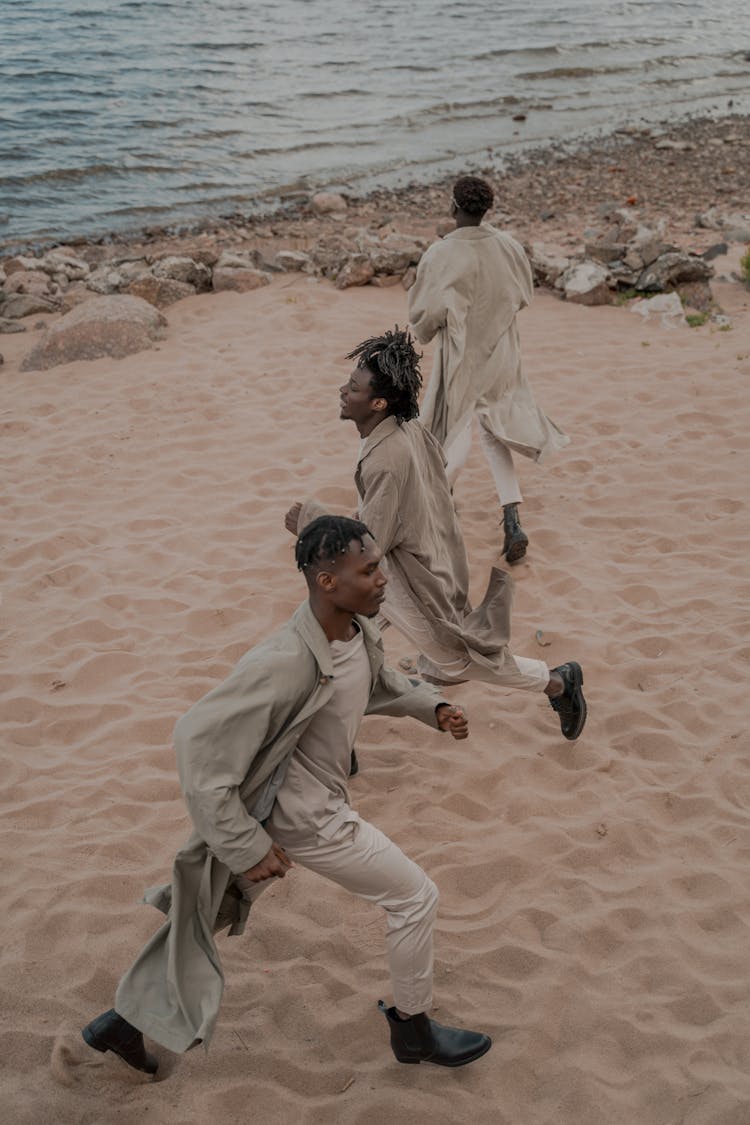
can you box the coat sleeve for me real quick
[358,467,403,555]
[173,662,282,874]
[365,661,446,729]
[408,245,450,345]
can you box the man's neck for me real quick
[311,599,358,643]
[356,413,388,439]
[455,214,483,229]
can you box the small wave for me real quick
[0,162,176,188]
[516,64,638,79]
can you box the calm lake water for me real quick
[2,0,750,245]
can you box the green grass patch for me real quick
[686,311,710,328]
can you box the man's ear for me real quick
[371,397,388,412]
[315,569,336,593]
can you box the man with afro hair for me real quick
[408,174,569,563]
[286,327,586,746]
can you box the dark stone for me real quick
[702,242,729,262]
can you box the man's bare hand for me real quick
[242,843,294,883]
[436,703,469,740]
[284,502,302,536]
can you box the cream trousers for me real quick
[444,413,523,507]
[237,814,438,1016]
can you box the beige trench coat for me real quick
[408,224,569,461]
[114,601,443,1054]
[300,416,516,674]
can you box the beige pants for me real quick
[237,815,438,1016]
[444,413,523,507]
[380,566,550,691]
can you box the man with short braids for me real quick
[286,328,586,742]
[81,516,491,1074]
[408,174,569,563]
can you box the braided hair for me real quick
[346,326,422,424]
[453,175,494,217]
[295,514,372,578]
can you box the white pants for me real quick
[444,414,523,507]
[381,567,550,691]
[237,815,438,1015]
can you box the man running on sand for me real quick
[81,516,491,1074]
[408,174,569,564]
[286,328,586,742]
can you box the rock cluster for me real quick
[527,209,717,307]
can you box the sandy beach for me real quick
[2,217,750,1123]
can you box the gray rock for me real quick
[212,266,271,292]
[636,252,713,292]
[527,242,570,287]
[127,275,197,308]
[41,250,90,280]
[0,317,26,333]
[561,260,612,305]
[153,255,212,291]
[86,266,128,295]
[215,249,265,271]
[311,191,348,215]
[0,293,60,318]
[631,293,685,325]
[273,250,312,272]
[702,242,729,261]
[335,255,374,289]
[3,269,54,297]
[21,295,166,371]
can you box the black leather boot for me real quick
[548,661,587,740]
[502,503,528,564]
[378,1001,491,1067]
[82,1009,158,1075]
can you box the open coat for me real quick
[300,416,516,677]
[408,224,569,461]
[114,601,443,1054]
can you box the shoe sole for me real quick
[504,534,529,565]
[563,663,587,741]
[396,1036,493,1067]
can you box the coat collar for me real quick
[292,600,384,680]
[357,414,400,466]
[443,223,495,242]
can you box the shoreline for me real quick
[3,113,749,263]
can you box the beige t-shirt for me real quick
[269,623,371,846]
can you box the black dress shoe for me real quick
[379,1001,491,1067]
[502,503,528,565]
[549,661,587,740]
[82,1009,158,1075]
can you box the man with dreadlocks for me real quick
[286,328,586,740]
[81,515,492,1074]
[408,174,569,563]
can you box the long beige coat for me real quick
[114,601,443,1054]
[301,416,515,674]
[408,224,569,461]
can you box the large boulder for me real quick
[0,317,26,333]
[310,234,358,279]
[367,233,425,275]
[560,260,612,305]
[21,295,166,371]
[636,252,713,292]
[40,249,90,280]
